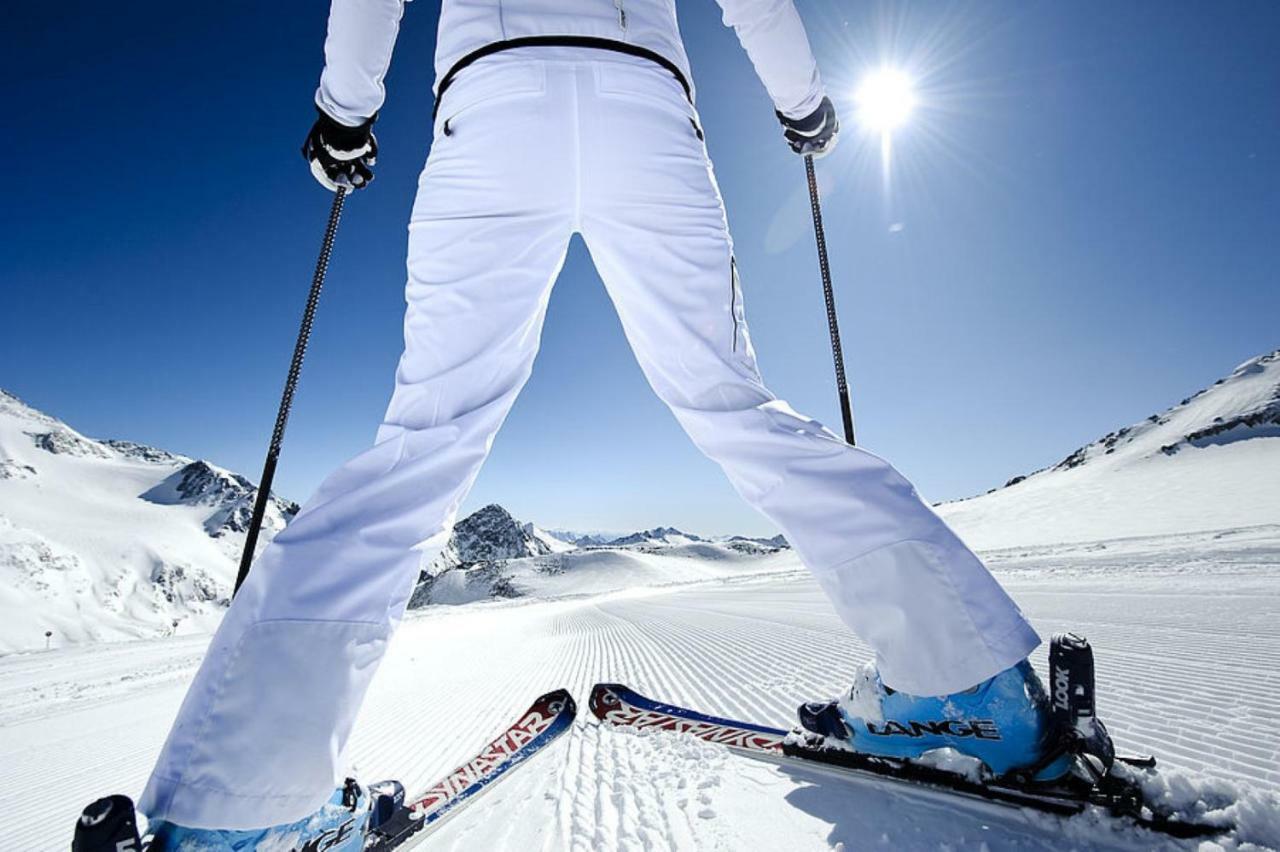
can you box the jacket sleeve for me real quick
[713,0,825,120]
[315,0,407,126]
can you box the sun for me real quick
[855,68,917,133]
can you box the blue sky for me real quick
[3,1,1277,536]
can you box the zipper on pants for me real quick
[730,256,741,352]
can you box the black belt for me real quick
[432,35,693,120]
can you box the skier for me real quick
[138,0,1072,847]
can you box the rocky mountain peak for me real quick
[27,428,113,459]
[447,504,552,566]
[144,460,253,507]
[101,439,189,466]
[141,461,297,538]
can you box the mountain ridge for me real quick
[939,349,1280,549]
[4,347,1275,649]
[0,391,788,648]
[0,389,297,651]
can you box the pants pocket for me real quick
[435,62,548,137]
[594,62,702,139]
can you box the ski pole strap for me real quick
[433,36,693,121]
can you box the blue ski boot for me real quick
[798,656,1076,783]
[146,778,380,851]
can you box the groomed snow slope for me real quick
[2,525,1277,850]
[4,351,1278,848]
[939,350,1280,550]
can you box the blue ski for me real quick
[589,683,1221,841]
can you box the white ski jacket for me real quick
[316,0,825,127]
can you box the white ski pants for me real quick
[141,51,1038,830]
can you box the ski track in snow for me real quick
[2,529,1279,850]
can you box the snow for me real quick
[609,527,706,547]
[543,529,622,548]
[419,542,795,605]
[524,521,577,554]
[0,390,791,642]
[937,350,1280,549]
[2,353,1279,849]
[2,526,1278,850]
[0,391,295,653]
[839,662,885,725]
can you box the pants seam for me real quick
[572,69,583,230]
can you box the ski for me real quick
[365,687,576,850]
[588,682,1223,841]
[72,688,575,851]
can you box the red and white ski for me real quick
[365,687,576,850]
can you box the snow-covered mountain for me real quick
[409,504,565,605]
[940,349,1280,549]
[544,529,619,547]
[410,508,792,606]
[608,526,705,547]
[424,504,558,577]
[0,390,297,652]
[723,533,789,549]
[0,384,783,647]
[416,536,795,606]
[523,521,577,555]
[10,347,1273,650]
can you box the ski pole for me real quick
[234,187,347,595]
[804,154,856,446]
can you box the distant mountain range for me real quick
[407,508,789,606]
[3,347,1275,651]
[543,529,617,548]
[0,392,786,651]
[543,526,786,550]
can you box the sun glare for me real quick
[855,68,917,133]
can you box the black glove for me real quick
[777,96,839,158]
[302,108,378,192]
